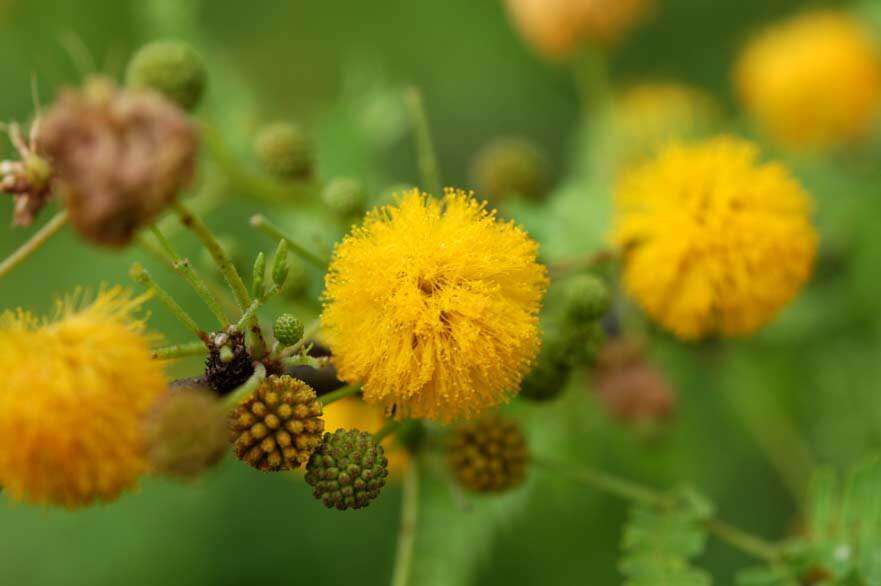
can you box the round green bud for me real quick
[471,137,549,200]
[563,274,611,323]
[305,429,389,510]
[253,122,312,179]
[447,416,529,493]
[322,178,366,217]
[274,313,305,347]
[126,40,206,110]
[520,336,571,402]
[559,320,606,366]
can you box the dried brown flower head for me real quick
[38,76,198,247]
[1,122,53,226]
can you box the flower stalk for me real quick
[0,210,68,279]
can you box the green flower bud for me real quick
[322,178,366,217]
[305,429,389,510]
[126,40,206,110]
[447,416,529,493]
[253,122,312,179]
[520,336,571,402]
[274,313,305,347]
[272,239,289,289]
[251,252,266,298]
[559,320,606,366]
[471,137,549,200]
[563,274,611,323]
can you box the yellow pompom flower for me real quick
[504,0,653,59]
[0,288,167,508]
[322,398,409,477]
[612,137,817,340]
[322,189,548,421]
[735,11,881,149]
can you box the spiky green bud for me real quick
[253,122,312,179]
[126,40,206,110]
[305,429,389,510]
[274,313,304,347]
[322,178,366,217]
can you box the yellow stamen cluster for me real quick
[735,11,881,149]
[612,137,817,341]
[0,288,167,508]
[322,189,548,421]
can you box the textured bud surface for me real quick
[126,40,206,110]
[305,429,389,510]
[274,313,304,346]
[563,274,611,323]
[204,330,254,395]
[322,178,365,217]
[447,416,529,493]
[471,137,549,200]
[520,336,571,401]
[254,122,312,179]
[230,375,324,471]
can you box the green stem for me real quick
[234,286,279,331]
[279,318,322,359]
[151,341,208,360]
[319,383,361,406]
[391,459,420,586]
[148,225,230,327]
[374,420,403,443]
[0,210,68,279]
[173,201,251,311]
[130,263,205,339]
[534,457,781,563]
[250,214,327,269]
[404,88,442,195]
[223,363,267,409]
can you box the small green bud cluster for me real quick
[447,416,529,493]
[305,429,389,510]
[126,40,207,111]
[274,313,304,347]
[471,137,549,200]
[322,178,366,218]
[254,122,313,180]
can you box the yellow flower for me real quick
[612,137,817,340]
[735,11,881,149]
[322,398,409,477]
[504,0,653,59]
[322,189,548,421]
[611,83,720,170]
[0,288,167,508]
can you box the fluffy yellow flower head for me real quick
[504,0,653,59]
[613,137,817,340]
[323,398,409,477]
[0,288,167,508]
[735,11,881,149]
[322,189,548,421]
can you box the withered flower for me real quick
[38,76,198,247]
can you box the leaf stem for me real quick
[223,362,267,410]
[250,214,327,269]
[130,263,205,340]
[319,383,361,406]
[374,420,403,443]
[391,459,420,586]
[151,341,207,360]
[0,210,68,279]
[404,88,442,195]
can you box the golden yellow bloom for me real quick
[613,137,817,340]
[322,189,548,421]
[0,288,167,508]
[735,11,881,149]
[322,398,409,477]
[611,83,720,170]
[504,0,653,59]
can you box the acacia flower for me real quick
[0,288,167,508]
[735,11,881,149]
[322,189,548,421]
[612,137,817,341]
[504,0,653,59]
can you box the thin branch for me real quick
[223,363,267,409]
[404,88,442,195]
[0,210,68,279]
[129,263,205,339]
[319,383,361,406]
[250,214,327,269]
[391,459,420,586]
[152,341,208,360]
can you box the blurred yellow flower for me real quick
[611,83,720,170]
[735,11,881,149]
[322,398,409,477]
[0,288,167,508]
[504,0,653,59]
[322,189,548,421]
[613,137,817,340]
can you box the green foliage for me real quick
[619,489,713,586]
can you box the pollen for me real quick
[612,137,818,341]
[0,287,167,508]
[322,189,548,422]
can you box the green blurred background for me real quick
[2,0,880,584]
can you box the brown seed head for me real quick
[447,415,529,493]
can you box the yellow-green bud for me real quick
[564,274,611,323]
[322,178,366,217]
[254,122,312,179]
[447,416,529,493]
[126,40,206,110]
[274,313,305,347]
[471,137,549,200]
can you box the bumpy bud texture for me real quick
[563,274,611,323]
[471,137,549,200]
[145,385,228,479]
[447,416,529,493]
[204,330,254,395]
[322,178,366,217]
[126,40,207,110]
[230,375,324,471]
[254,122,312,179]
[305,429,389,510]
[274,313,304,346]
